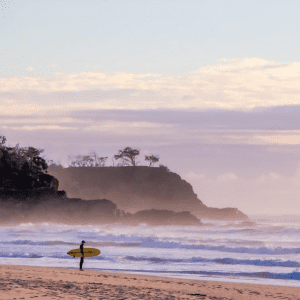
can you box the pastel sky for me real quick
[1,0,300,215]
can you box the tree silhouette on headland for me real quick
[114,147,140,166]
[65,147,163,168]
[68,151,108,167]
[0,135,57,190]
[145,155,159,167]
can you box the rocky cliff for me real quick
[48,165,248,220]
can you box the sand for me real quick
[0,265,299,300]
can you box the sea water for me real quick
[1,217,300,287]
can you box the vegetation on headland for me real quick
[68,147,160,168]
[0,136,58,190]
[0,135,162,190]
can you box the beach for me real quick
[0,265,299,300]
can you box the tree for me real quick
[46,159,63,168]
[145,155,159,167]
[0,135,6,146]
[0,135,49,190]
[159,164,170,172]
[89,151,108,167]
[68,154,93,167]
[114,147,140,166]
[68,152,108,167]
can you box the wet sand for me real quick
[0,264,299,300]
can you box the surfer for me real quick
[79,240,86,271]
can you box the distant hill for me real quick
[48,165,248,221]
[123,209,202,226]
[0,192,201,226]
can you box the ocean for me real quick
[1,216,300,287]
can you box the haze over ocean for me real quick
[1,1,300,215]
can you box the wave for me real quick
[63,264,300,282]
[1,248,299,269]
[3,239,300,255]
[1,240,140,247]
[139,240,300,255]
[176,270,300,281]
[0,251,105,260]
[2,240,77,246]
[124,255,300,268]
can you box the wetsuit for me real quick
[80,243,84,270]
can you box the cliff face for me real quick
[48,165,248,220]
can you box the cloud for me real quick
[26,66,34,72]
[1,106,300,146]
[195,57,275,74]
[1,58,300,111]
[82,121,173,136]
[217,173,238,181]
[1,125,76,131]
[1,57,300,164]
[255,132,300,145]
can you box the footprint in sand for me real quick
[250,291,260,295]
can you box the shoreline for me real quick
[1,260,300,288]
[0,264,299,299]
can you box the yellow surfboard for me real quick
[67,248,101,258]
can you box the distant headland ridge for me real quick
[0,137,248,225]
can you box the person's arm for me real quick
[80,244,84,256]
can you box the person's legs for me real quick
[80,257,84,270]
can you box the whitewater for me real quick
[1,217,300,287]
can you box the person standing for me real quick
[79,240,86,271]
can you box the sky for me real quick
[1,0,300,215]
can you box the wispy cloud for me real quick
[1,58,300,111]
[2,105,300,146]
[1,125,76,131]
